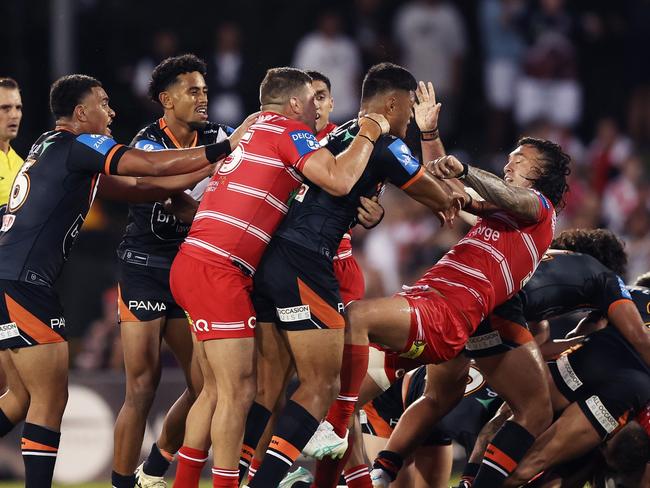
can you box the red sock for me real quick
[173,446,208,488]
[326,344,369,437]
[211,467,238,487]
[247,457,262,483]
[344,465,372,487]
[313,432,355,488]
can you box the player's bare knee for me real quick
[345,301,369,340]
[125,374,158,409]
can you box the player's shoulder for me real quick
[627,285,650,299]
[130,120,165,149]
[74,132,119,156]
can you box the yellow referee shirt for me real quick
[0,146,23,209]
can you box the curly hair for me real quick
[551,228,627,276]
[148,54,207,104]
[634,271,650,288]
[50,74,102,119]
[517,137,571,210]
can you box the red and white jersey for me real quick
[417,190,556,328]
[316,121,354,261]
[180,112,319,275]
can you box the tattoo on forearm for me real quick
[464,166,539,221]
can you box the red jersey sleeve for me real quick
[531,189,554,222]
[277,121,320,172]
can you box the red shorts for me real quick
[333,256,365,306]
[399,289,471,364]
[170,250,256,341]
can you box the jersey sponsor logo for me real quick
[50,318,65,329]
[0,322,19,341]
[128,300,167,312]
[556,354,583,391]
[465,331,502,351]
[76,133,118,155]
[294,183,309,203]
[585,395,619,433]
[134,140,165,152]
[289,130,320,156]
[1,214,15,232]
[150,202,189,241]
[387,139,420,176]
[616,276,632,299]
[63,214,85,260]
[276,305,311,322]
[467,224,501,242]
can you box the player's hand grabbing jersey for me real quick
[274,119,424,259]
[0,129,128,286]
[117,118,232,268]
[180,112,319,275]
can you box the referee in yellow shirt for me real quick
[0,77,23,216]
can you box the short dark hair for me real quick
[517,137,571,210]
[634,272,650,288]
[148,54,207,104]
[259,67,312,105]
[0,78,19,90]
[49,74,102,119]
[551,228,627,276]
[361,63,417,102]
[306,70,331,92]
[606,421,650,473]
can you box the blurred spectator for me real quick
[585,117,633,196]
[479,0,526,152]
[393,0,467,136]
[131,30,179,115]
[623,202,650,283]
[206,22,250,127]
[602,154,646,234]
[624,0,650,143]
[75,287,123,371]
[293,11,362,121]
[351,0,396,68]
[514,0,582,128]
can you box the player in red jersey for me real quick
[169,67,390,488]
[317,138,570,488]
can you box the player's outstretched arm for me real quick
[301,114,389,196]
[97,164,215,202]
[432,156,541,223]
[114,111,257,177]
[414,81,445,162]
[403,170,465,224]
[608,300,650,368]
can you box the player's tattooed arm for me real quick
[431,155,541,223]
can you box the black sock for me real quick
[459,461,480,486]
[111,471,136,488]
[249,400,319,488]
[0,408,15,437]
[239,402,272,482]
[473,421,535,488]
[142,443,171,477]
[373,450,404,481]
[21,422,60,488]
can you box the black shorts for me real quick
[252,238,344,331]
[0,279,66,350]
[548,328,650,438]
[464,296,533,358]
[117,261,185,323]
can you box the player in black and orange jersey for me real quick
[0,74,249,488]
[358,364,502,488]
[112,54,234,488]
[372,229,650,487]
[244,63,460,488]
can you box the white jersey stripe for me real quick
[195,210,272,244]
[251,122,285,133]
[226,182,289,214]
[438,256,489,281]
[461,238,515,294]
[241,149,285,168]
[184,237,256,275]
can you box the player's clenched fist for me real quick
[430,155,464,179]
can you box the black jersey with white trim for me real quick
[274,119,424,258]
[0,129,128,286]
[117,119,232,268]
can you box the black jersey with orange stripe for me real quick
[116,119,232,268]
[274,119,422,259]
[0,129,128,286]
[520,250,631,321]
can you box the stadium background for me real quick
[0,0,648,484]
